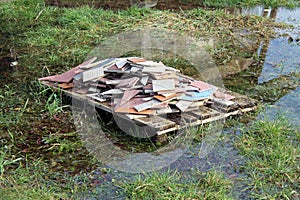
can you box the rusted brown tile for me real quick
[153,94,176,102]
[39,65,81,83]
[58,82,74,89]
[127,57,146,63]
[114,107,156,115]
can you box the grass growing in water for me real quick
[236,115,300,199]
[120,170,233,199]
[0,0,299,199]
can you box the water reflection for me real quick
[225,6,299,125]
[263,87,300,126]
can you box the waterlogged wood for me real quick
[135,116,176,131]
[189,107,221,120]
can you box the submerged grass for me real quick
[235,115,300,199]
[120,170,233,199]
[0,0,299,199]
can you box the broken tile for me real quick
[127,57,146,63]
[90,83,107,88]
[138,61,165,68]
[151,71,177,80]
[213,91,235,100]
[151,102,169,109]
[152,79,175,92]
[161,93,176,98]
[83,66,104,82]
[134,99,162,112]
[88,87,98,93]
[142,66,166,73]
[190,81,217,91]
[140,76,149,86]
[143,84,153,90]
[116,97,144,109]
[75,69,84,74]
[115,59,128,69]
[142,97,153,101]
[131,66,141,73]
[211,97,237,107]
[114,107,156,115]
[58,82,74,89]
[106,79,121,85]
[80,58,116,70]
[180,89,215,101]
[176,100,193,112]
[120,90,140,105]
[153,94,176,102]
[39,65,81,83]
[102,89,124,95]
[116,77,140,88]
[156,106,173,115]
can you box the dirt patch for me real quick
[45,0,204,10]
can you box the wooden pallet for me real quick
[41,80,257,142]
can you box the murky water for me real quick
[239,7,300,125]
[1,3,299,198]
[87,7,300,199]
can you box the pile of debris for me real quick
[40,57,256,139]
[40,57,239,114]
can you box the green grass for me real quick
[119,170,233,199]
[0,0,299,199]
[235,115,300,199]
[203,0,299,8]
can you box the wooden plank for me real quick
[135,116,176,131]
[189,107,221,120]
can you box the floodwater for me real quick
[227,7,300,125]
[85,6,300,199]
[1,3,299,199]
